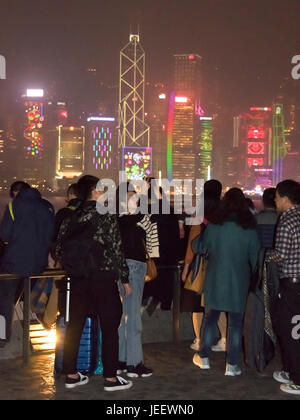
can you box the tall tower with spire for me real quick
[118,31,151,179]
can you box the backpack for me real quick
[61,213,103,279]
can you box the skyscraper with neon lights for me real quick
[118,33,151,179]
[167,54,203,180]
[21,90,46,185]
[236,107,273,189]
[85,117,118,181]
[56,126,85,181]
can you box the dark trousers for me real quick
[0,278,22,344]
[61,270,122,378]
[275,282,300,385]
[143,266,176,310]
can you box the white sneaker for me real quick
[65,372,89,389]
[225,364,242,376]
[280,383,300,395]
[212,338,226,352]
[273,371,291,384]
[190,339,201,351]
[193,354,210,369]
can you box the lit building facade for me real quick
[21,90,46,186]
[56,125,85,180]
[167,54,203,180]
[0,129,5,183]
[236,107,273,189]
[118,33,150,179]
[145,84,168,179]
[85,117,118,181]
[197,117,213,181]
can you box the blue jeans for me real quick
[200,309,244,365]
[118,259,147,367]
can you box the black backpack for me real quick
[61,213,103,279]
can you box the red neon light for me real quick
[250,107,271,112]
[247,142,265,155]
[248,158,264,167]
[189,55,194,60]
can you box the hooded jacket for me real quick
[0,188,55,276]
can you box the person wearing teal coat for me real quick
[193,188,261,377]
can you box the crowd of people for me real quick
[0,175,300,396]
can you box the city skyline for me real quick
[0,0,300,190]
[1,0,300,109]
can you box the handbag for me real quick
[145,257,158,282]
[184,223,208,295]
[143,241,158,282]
[184,253,207,295]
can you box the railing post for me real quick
[23,277,31,365]
[172,264,181,343]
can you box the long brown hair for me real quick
[210,188,257,229]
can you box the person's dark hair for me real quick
[204,179,222,199]
[76,175,99,202]
[67,183,79,198]
[245,197,255,211]
[9,181,31,198]
[262,187,276,209]
[276,179,300,205]
[210,188,257,229]
[204,179,222,221]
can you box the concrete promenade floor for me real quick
[0,340,299,401]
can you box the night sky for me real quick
[1,0,300,110]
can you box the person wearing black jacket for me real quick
[53,183,82,241]
[55,175,133,392]
[0,181,55,345]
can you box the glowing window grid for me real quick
[92,125,113,171]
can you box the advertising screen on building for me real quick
[24,102,44,157]
[122,147,152,179]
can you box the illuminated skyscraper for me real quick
[0,129,5,180]
[145,84,168,179]
[236,107,273,189]
[56,125,85,180]
[21,89,45,185]
[118,33,151,179]
[85,117,118,181]
[167,54,203,180]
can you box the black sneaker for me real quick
[65,372,89,389]
[104,375,133,392]
[127,363,153,378]
[117,361,127,375]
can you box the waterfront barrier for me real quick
[0,265,183,365]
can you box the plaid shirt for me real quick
[266,206,300,278]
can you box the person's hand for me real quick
[123,283,132,296]
[181,264,189,282]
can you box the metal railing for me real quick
[0,265,183,365]
[0,270,66,364]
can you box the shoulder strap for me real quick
[67,205,77,211]
[8,202,15,221]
